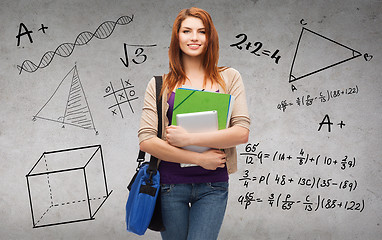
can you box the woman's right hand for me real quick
[197,149,226,170]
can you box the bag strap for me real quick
[146,76,163,174]
[128,76,162,190]
[154,75,163,142]
[147,76,163,173]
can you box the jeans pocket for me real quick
[207,181,229,191]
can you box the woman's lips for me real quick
[188,44,201,50]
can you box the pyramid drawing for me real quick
[289,27,362,83]
[34,65,97,132]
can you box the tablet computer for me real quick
[176,110,218,167]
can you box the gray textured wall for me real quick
[0,0,381,239]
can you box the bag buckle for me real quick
[136,151,146,171]
[145,170,155,185]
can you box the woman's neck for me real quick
[183,54,203,74]
[182,54,206,88]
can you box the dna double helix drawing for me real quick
[17,15,134,74]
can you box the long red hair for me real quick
[162,7,226,96]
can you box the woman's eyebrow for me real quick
[181,26,206,30]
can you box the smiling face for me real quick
[178,16,206,58]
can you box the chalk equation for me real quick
[236,142,364,213]
[240,143,356,170]
[230,33,281,64]
[277,85,359,112]
[239,170,358,192]
[120,43,157,68]
[238,192,365,212]
[103,78,138,118]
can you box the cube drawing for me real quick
[26,145,112,228]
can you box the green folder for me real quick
[171,88,234,130]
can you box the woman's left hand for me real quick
[166,125,190,147]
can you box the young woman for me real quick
[138,7,250,240]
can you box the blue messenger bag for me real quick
[126,162,160,235]
[126,76,165,235]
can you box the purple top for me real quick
[158,91,229,184]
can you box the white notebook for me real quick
[176,110,218,167]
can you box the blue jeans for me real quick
[160,182,229,240]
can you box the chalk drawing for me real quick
[26,145,112,228]
[289,27,362,83]
[104,78,139,118]
[33,64,98,134]
[17,15,134,74]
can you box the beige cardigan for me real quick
[138,67,250,174]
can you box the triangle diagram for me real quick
[34,65,97,132]
[289,27,362,83]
